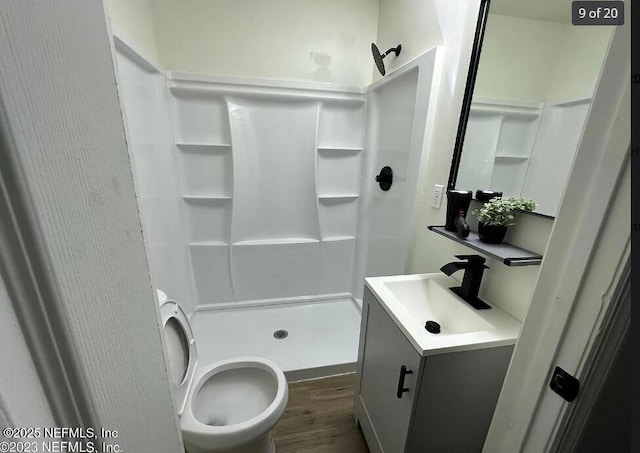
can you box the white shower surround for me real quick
[113,37,195,309]
[114,35,439,378]
[167,72,367,309]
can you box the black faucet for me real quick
[440,254,491,309]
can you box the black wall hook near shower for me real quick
[375,166,393,191]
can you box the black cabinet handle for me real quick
[396,365,413,398]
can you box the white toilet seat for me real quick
[180,357,288,451]
[160,299,198,415]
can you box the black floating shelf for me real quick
[427,226,542,267]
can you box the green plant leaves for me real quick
[472,196,537,227]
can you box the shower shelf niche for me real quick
[318,194,359,200]
[182,195,232,200]
[322,236,356,242]
[317,147,362,153]
[232,238,320,246]
[176,142,231,151]
[189,241,229,246]
[494,155,529,160]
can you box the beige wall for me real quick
[474,14,564,101]
[373,0,443,81]
[546,25,611,101]
[474,14,611,102]
[151,0,379,86]
[105,0,160,62]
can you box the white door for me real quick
[483,21,630,452]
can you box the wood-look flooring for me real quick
[273,373,370,453]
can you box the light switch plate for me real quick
[432,184,444,208]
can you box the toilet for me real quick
[157,289,289,453]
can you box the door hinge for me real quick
[549,366,580,402]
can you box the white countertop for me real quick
[365,273,522,356]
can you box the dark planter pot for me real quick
[478,222,508,244]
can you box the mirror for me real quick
[449,0,613,217]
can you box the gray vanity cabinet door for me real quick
[406,345,514,453]
[359,294,422,453]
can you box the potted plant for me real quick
[472,197,537,244]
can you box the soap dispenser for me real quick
[445,189,472,238]
[454,209,470,238]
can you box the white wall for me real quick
[151,0,379,86]
[105,0,160,62]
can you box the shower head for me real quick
[371,42,402,76]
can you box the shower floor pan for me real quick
[190,297,362,381]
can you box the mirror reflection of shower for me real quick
[454,0,612,217]
[371,42,402,76]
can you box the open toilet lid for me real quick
[159,297,198,415]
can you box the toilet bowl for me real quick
[158,289,288,453]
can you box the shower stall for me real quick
[114,36,438,380]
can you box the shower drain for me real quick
[273,329,289,339]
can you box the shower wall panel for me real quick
[521,98,591,216]
[228,99,320,243]
[167,76,366,308]
[114,42,196,312]
[353,48,438,301]
[360,67,421,280]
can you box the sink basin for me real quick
[382,276,494,334]
[365,273,521,355]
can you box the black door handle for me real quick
[396,365,413,398]
[375,166,393,191]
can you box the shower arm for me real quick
[383,46,402,58]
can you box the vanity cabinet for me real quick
[353,287,514,453]
[358,289,421,453]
